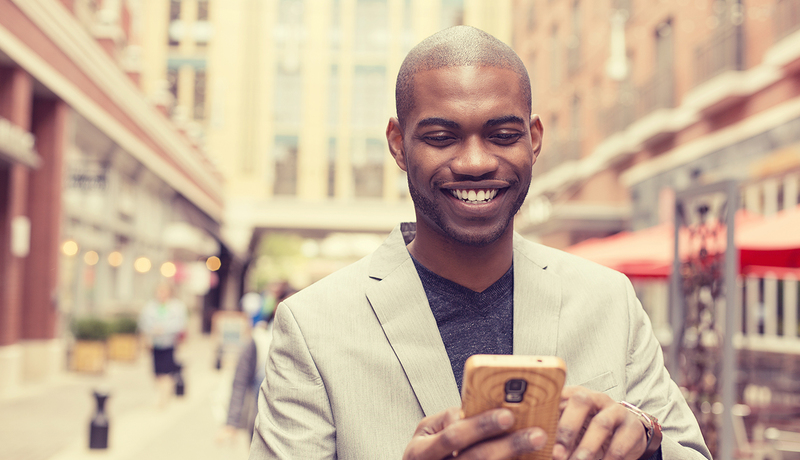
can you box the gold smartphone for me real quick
[461,354,567,460]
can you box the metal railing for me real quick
[694,24,744,86]
[637,73,675,119]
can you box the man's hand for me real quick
[403,407,547,460]
[553,386,649,460]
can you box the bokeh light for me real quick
[206,256,221,271]
[108,251,123,267]
[83,251,99,266]
[62,240,78,256]
[160,261,177,278]
[134,257,152,273]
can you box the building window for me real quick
[168,0,181,46]
[328,137,337,197]
[567,0,581,74]
[528,53,537,110]
[527,0,537,31]
[273,136,299,196]
[195,0,211,47]
[328,65,339,130]
[568,95,581,160]
[352,65,386,129]
[354,0,388,56]
[440,0,464,29]
[273,69,303,128]
[353,138,384,198]
[166,68,179,114]
[549,25,560,88]
[197,0,208,20]
[193,68,206,119]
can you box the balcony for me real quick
[599,98,635,137]
[637,73,675,119]
[695,24,744,86]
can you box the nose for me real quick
[450,136,499,178]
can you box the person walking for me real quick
[139,282,187,409]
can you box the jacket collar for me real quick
[365,223,562,416]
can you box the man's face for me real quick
[388,66,542,247]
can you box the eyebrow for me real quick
[486,115,526,127]
[415,115,526,130]
[416,117,460,130]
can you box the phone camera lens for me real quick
[504,379,527,403]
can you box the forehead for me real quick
[408,66,527,125]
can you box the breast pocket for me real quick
[576,371,620,397]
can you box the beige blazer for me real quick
[249,223,711,459]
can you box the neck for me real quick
[408,224,514,293]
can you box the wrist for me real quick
[619,401,662,459]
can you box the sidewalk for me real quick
[0,332,251,460]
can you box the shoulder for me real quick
[283,254,375,312]
[513,234,628,286]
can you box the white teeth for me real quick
[450,189,498,203]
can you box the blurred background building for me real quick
[0,0,234,397]
[137,0,514,287]
[513,0,800,331]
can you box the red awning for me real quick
[739,204,800,269]
[566,205,800,278]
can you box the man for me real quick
[249,26,711,459]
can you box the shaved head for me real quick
[395,26,532,128]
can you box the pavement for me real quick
[0,330,251,460]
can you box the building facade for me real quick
[513,0,800,246]
[138,0,515,286]
[0,0,227,396]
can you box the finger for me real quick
[415,407,463,436]
[423,409,517,460]
[457,427,548,460]
[567,404,628,460]
[597,420,648,460]
[553,389,597,460]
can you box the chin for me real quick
[440,219,512,248]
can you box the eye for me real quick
[490,131,523,145]
[421,133,457,147]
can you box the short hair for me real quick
[395,26,532,128]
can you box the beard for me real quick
[407,177,528,247]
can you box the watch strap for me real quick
[619,401,663,459]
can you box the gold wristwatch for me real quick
[619,401,663,459]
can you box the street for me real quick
[0,332,251,460]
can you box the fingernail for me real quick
[496,410,514,429]
[574,450,590,460]
[528,429,546,449]
[552,444,566,460]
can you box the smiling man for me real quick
[249,26,711,460]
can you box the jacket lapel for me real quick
[512,234,562,356]
[366,225,461,416]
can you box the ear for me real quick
[530,114,544,160]
[386,117,408,172]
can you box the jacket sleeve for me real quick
[249,302,336,459]
[620,273,713,459]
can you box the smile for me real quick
[450,189,498,204]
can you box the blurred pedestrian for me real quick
[217,283,296,444]
[139,281,187,409]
